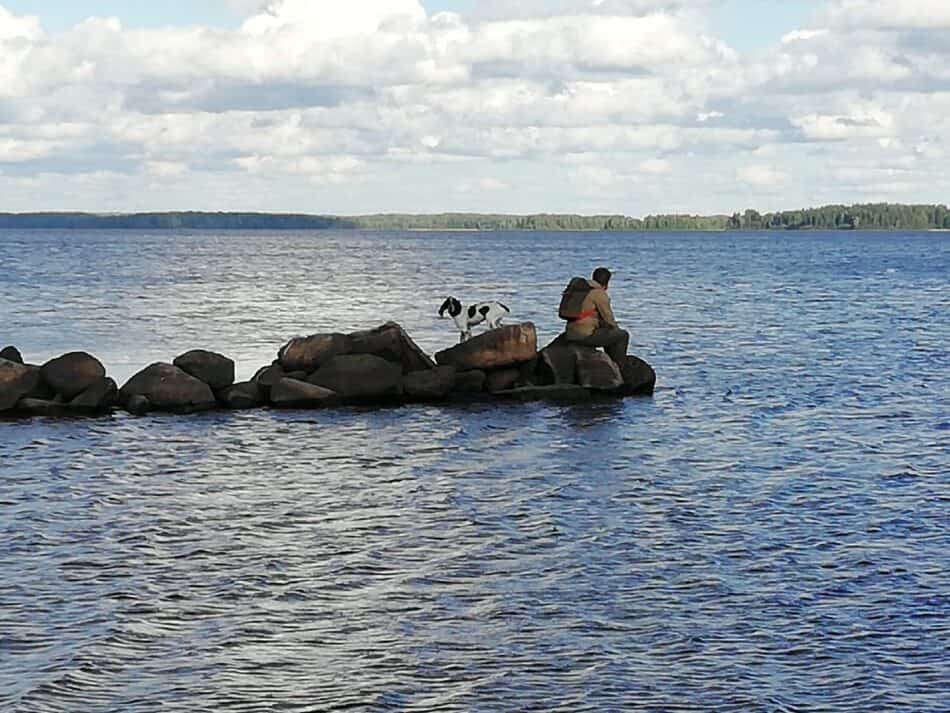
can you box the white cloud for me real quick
[1,0,950,213]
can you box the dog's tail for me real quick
[499,302,510,313]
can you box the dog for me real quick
[438,297,511,342]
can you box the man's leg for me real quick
[570,328,629,364]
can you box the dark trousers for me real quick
[567,328,629,364]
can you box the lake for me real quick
[1,230,948,711]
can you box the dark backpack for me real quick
[558,277,592,321]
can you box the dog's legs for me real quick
[459,331,469,343]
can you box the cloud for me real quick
[1,0,950,214]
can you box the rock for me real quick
[575,348,623,391]
[0,359,40,411]
[270,378,337,408]
[252,365,285,400]
[285,371,308,381]
[69,378,118,413]
[348,322,436,373]
[0,346,23,364]
[537,345,579,385]
[125,395,152,416]
[404,366,456,401]
[618,355,657,396]
[119,363,217,413]
[453,370,486,393]
[16,398,66,417]
[40,352,106,400]
[173,350,235,390]
[485,368,521,394]
[494,385,593,403]
[278,333,352,373]
[435,323,537,371]
[308,354,403,403]
[24,365,55,400]
[218,382,262,410]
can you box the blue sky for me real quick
[5,0,817,50]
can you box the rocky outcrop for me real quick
[40,352,106,400]
[453,370,487,394]
[119,363,217,413]
[308,354,403,402]
[70,378,118,413]
[0,359,40,411]
[270,378,337,408]
[218,382,262,410]
[173,350,235,390]
[404,366,456,401]
[436,323,537,371]
[574,349,623,391]
[618,355,657,396]
[1,346,23,364]
[278,333,351,373]
[349,322,436,374]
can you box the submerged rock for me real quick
[41,352,106,400]
[435,323,537,371]
[173,350,235,390]
[495,385,593,403]
[120,363,217,413]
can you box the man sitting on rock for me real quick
[563,267,630,365]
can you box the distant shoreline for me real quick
[1,204,949,232]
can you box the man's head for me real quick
[592,267,612,288]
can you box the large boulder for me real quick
[485,368,521,394]
[452,370,486,394]
[270,378,337,408]
[69,378,118,413]
[173,350,235,390]
[537,345,579,385]
[119,363,217,413]
[218,382,262,410]
[618,355,656,396]
[575,348,623,391]
[0,346,23,364]
[308,354,403,402]
[404,366,456,402]
[349,322,436,374]
[435,323,537,371]
[40,352,106,400]
[278,333,352,373]
[0,359,41,411]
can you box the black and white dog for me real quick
[438,297,511,342]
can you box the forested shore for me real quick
[1,203,949,231]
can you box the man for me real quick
[564,267,629,365]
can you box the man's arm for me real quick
[594,290,619,328]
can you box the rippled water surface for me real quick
[1,230,948,711]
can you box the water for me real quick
[1,230,948,711]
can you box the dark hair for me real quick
[592,267,612,287]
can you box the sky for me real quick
[1,0,947,215]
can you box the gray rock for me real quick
[69,377,118,413]
[485,368,520,393]
[173,350,235,390]
[452,370,486,393]
[270,378,337,408]
[278,333,352,373]
[125,395,151,416]
[218,382,262,410]
[16,398,66,417]
[538,345,580,385]
[435,323,537,372]
[618,355,657,396]
[40,352,106,400]
[308,354,403,403]
[0,358,40,411]
[0,346,23,364]
[404,366,456,401]
[120,363,217,413]
[575,349,623,391]
[348,322,436,373]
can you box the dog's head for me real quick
[438,297,462,318]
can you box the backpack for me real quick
[558,277,593,321]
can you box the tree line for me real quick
[1,204,948,231]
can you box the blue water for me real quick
[1,230,948,711]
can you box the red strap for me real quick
[572,309,598,322]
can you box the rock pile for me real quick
[0,321,655,418]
